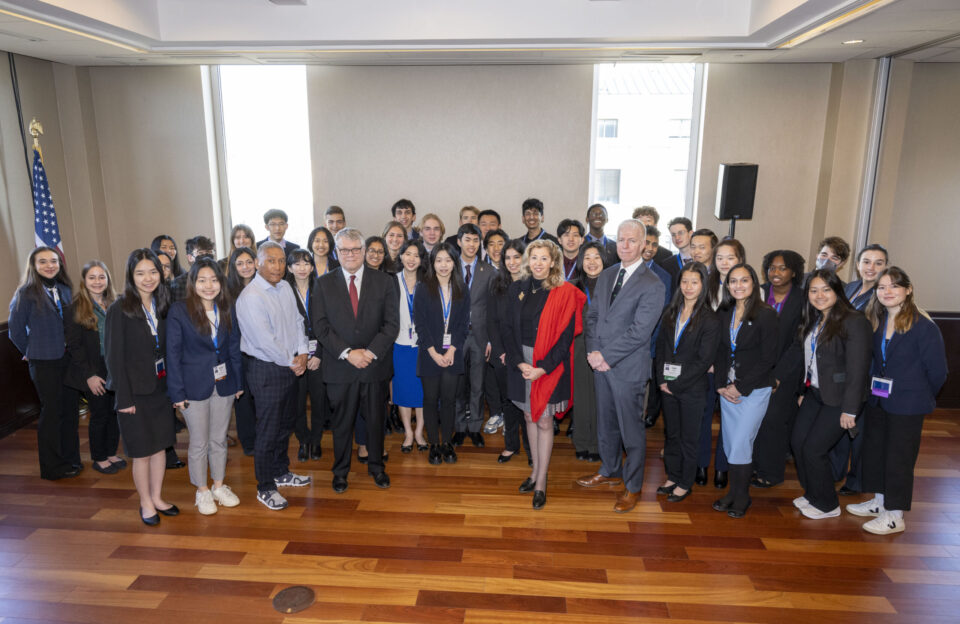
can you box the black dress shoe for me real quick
[156,504,179,516]
[297,443,309,462]
[695,467,708,486]
[428,445,442,465]
[497,452,514,464]
[575,450,589,461]
[566,426,575,438]
[728,500,752,518]
[667,489,691,503]
[518,477,535,493]
[838,485,858,496]
[528,457,533,467]
[643,414,658,429]
[750,476,778,488]
[140,509,160,526]
[372,472,391,489]
[714,470,728,489]
[441,443,457,464]
[417,442,429,452]
[401,443,413,454]
[166,459,185,470]
[310,444,322,460]
[451,432,466,447]
[468,432,485,448]
[72,463,84,473]
[656,484,677,495]
[587,453,601,462]
[712,497,734,512]
[532,490,546,509]
[332,476,348,493]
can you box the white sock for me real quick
[876,493,884,507]
[890,509,904,520]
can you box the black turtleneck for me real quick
[520,279,549,347]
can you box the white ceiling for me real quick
[0,0,956,65]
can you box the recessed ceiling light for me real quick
[842,39,865,45]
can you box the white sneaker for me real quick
[257,489,288,511]
[275,472,311,487]
[211,484,240,507]
[846,497,884,518]
[483,414,504,434]
[800,505,842,520]
[793,496,811,509]
[863,511,905,535]
[195,489,217,515]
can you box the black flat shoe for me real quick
[695,467,708,486]
[372,472,391,489]
[497,452,514,464]
[451,432,466,447]
[297,443,309,462]
[714,470,728,489]
[566,426,575,438]
[310,445,322,460]
[528,457,533,467]
[166,459,185,470]
[92,461,119,475]
[401,443,413,454]
[357,453,368,464]
[518,477,535,493]
[667,489,691,503]
[110,458,128,469]
[532,490,546,509]
[838,485,858,496]
[469,432,485,448]
[728,501,752,518]
[140,509,160,526]
[750,476,778,488]
[332,476,348,493]
[587,453,601,462]
[712,497,734,512]
[575,450,589,461]
[156,504,179,517]
[428,445,442,465]
[656,484,677,495]
[643,414,658,428]
[416,442,429,452]
[441,443,457,464]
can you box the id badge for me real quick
[871,376,893,398]
[727,365,736,384]
[663,362,682,381]
[442,333,452,349]
[155,357,166,379]
[213,362,227,381]
[308,339,318,357]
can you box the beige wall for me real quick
[306,65,594,239]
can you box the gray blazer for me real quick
[584,261,665,384]
[465,258,494,348]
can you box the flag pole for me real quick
[29,117,43,163]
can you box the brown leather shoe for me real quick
[613,490,641,513]
[576,473,624,488]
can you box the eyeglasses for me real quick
[338,247,363,256]
[366,249,385,256]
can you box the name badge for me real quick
[871,376,893,398]
[155,358,166,379]
[308,339,318,356]
[663,363,682,381]
[213,362,227,381]
[727,365,736,384]
[442,333,452,349]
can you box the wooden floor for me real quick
[1,409,959,624]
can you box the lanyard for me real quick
[210,303,220,354]
[806,322,823,381]
[674,313,691,354]
[677,254,684,270]
[565,261,577,281]
[530,229,545,242]
[881,316,893,373]
[296,285,310,326]
[729,313,743,356]
[46,287,63,319]
[142,301,159,352]
[401,275,416,321]
[585,283,592,306]
[439,285,452,333]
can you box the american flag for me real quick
[32,149,62,251]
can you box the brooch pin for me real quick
[518,292,525,301]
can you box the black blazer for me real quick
[790,312,872,414]
[658,253,683,286]
[714,305,779,396]
[64,301,108,392]
[289,276,318,341]
[655,308,721,395]
[487,286,511,370]
[104,296,167,410]
[501,279,576,405]
[413,283,470,377]
[257,238,299,258]
[311,268,400,384]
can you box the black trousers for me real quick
[245,357,298,493]
[294,367,326,445]
[491,364,529,454]
[861,403,924,511]
[791,389,846,513]
[28,356,80,479]
[484,359,502,418]
[355,380,389,446]
[752,373,801,484]
[84,389,120,462]
[422,372,459,446]
[234,391,256,453]
[662,388,705,490]
[828,408,865,490]
[327,380,385,478]
[645,376,662,420]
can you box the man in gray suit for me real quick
[451,224,496,447]
[577,219,665,513]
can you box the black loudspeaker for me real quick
[714,163,758,220]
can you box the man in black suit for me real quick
[256,209,299,258]
[312,228,400,493]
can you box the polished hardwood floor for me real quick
[1,408,958,623]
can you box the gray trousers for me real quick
[181,388,234,488]
[595,370,648,493]
[455,332,486,433]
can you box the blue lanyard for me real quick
[142,301,159,352]
[210,303,220,356]
[296,285,310,327]
[401,275,416,320]
[585,284,592,306]
[565,261,577,281]
[677,254,684,270]
[46,287,62,319]
[881,316,893,373]
[674,314,691,354]
[530,229,545,242]
[439,285,451,331]
[729,313,743,356]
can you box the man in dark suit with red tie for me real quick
[312,228,400,493]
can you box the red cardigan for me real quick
[530,282,586,421]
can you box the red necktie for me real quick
[349,275,359,317]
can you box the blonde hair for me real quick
[420,213,445,238]
[521,240,565,290]
[73,260,117,330]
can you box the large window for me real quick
[219,66,314,247]
[591,63,700,246]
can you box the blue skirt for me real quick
[392,344,423,408]
[720,386,772,464]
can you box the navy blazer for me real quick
[869,314,947,415]
[844,280,875,312]
[414,283,470,377]
[165,301,242,403]
[7,283,71,360]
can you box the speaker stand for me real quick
[727,217,738,239]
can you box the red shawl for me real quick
[530,282,587,422]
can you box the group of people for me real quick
[8,198,947,535]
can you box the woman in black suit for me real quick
[850,267,948,534]
[104,249,178,526]
[752,250,806,488]
[712,263,778,518]
[655,262,720,502]
[414,242,470,465]
[790,268,872,520]
[65,260,125,474]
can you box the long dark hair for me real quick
[800,268,857,344]
[185,258,232,336]
[398,239,427,283]
[424,242,465,301]
[284,249,315,291]
[663,261,711,331]
[306,226,337,267]
[491,238,526,296]
[150,235,183,277]
[707,238,746,310]
[364,236,388,272]
[226,246,256,300]
[15,246,72,307]
[120,248,170,319]
[720,263,767,321]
